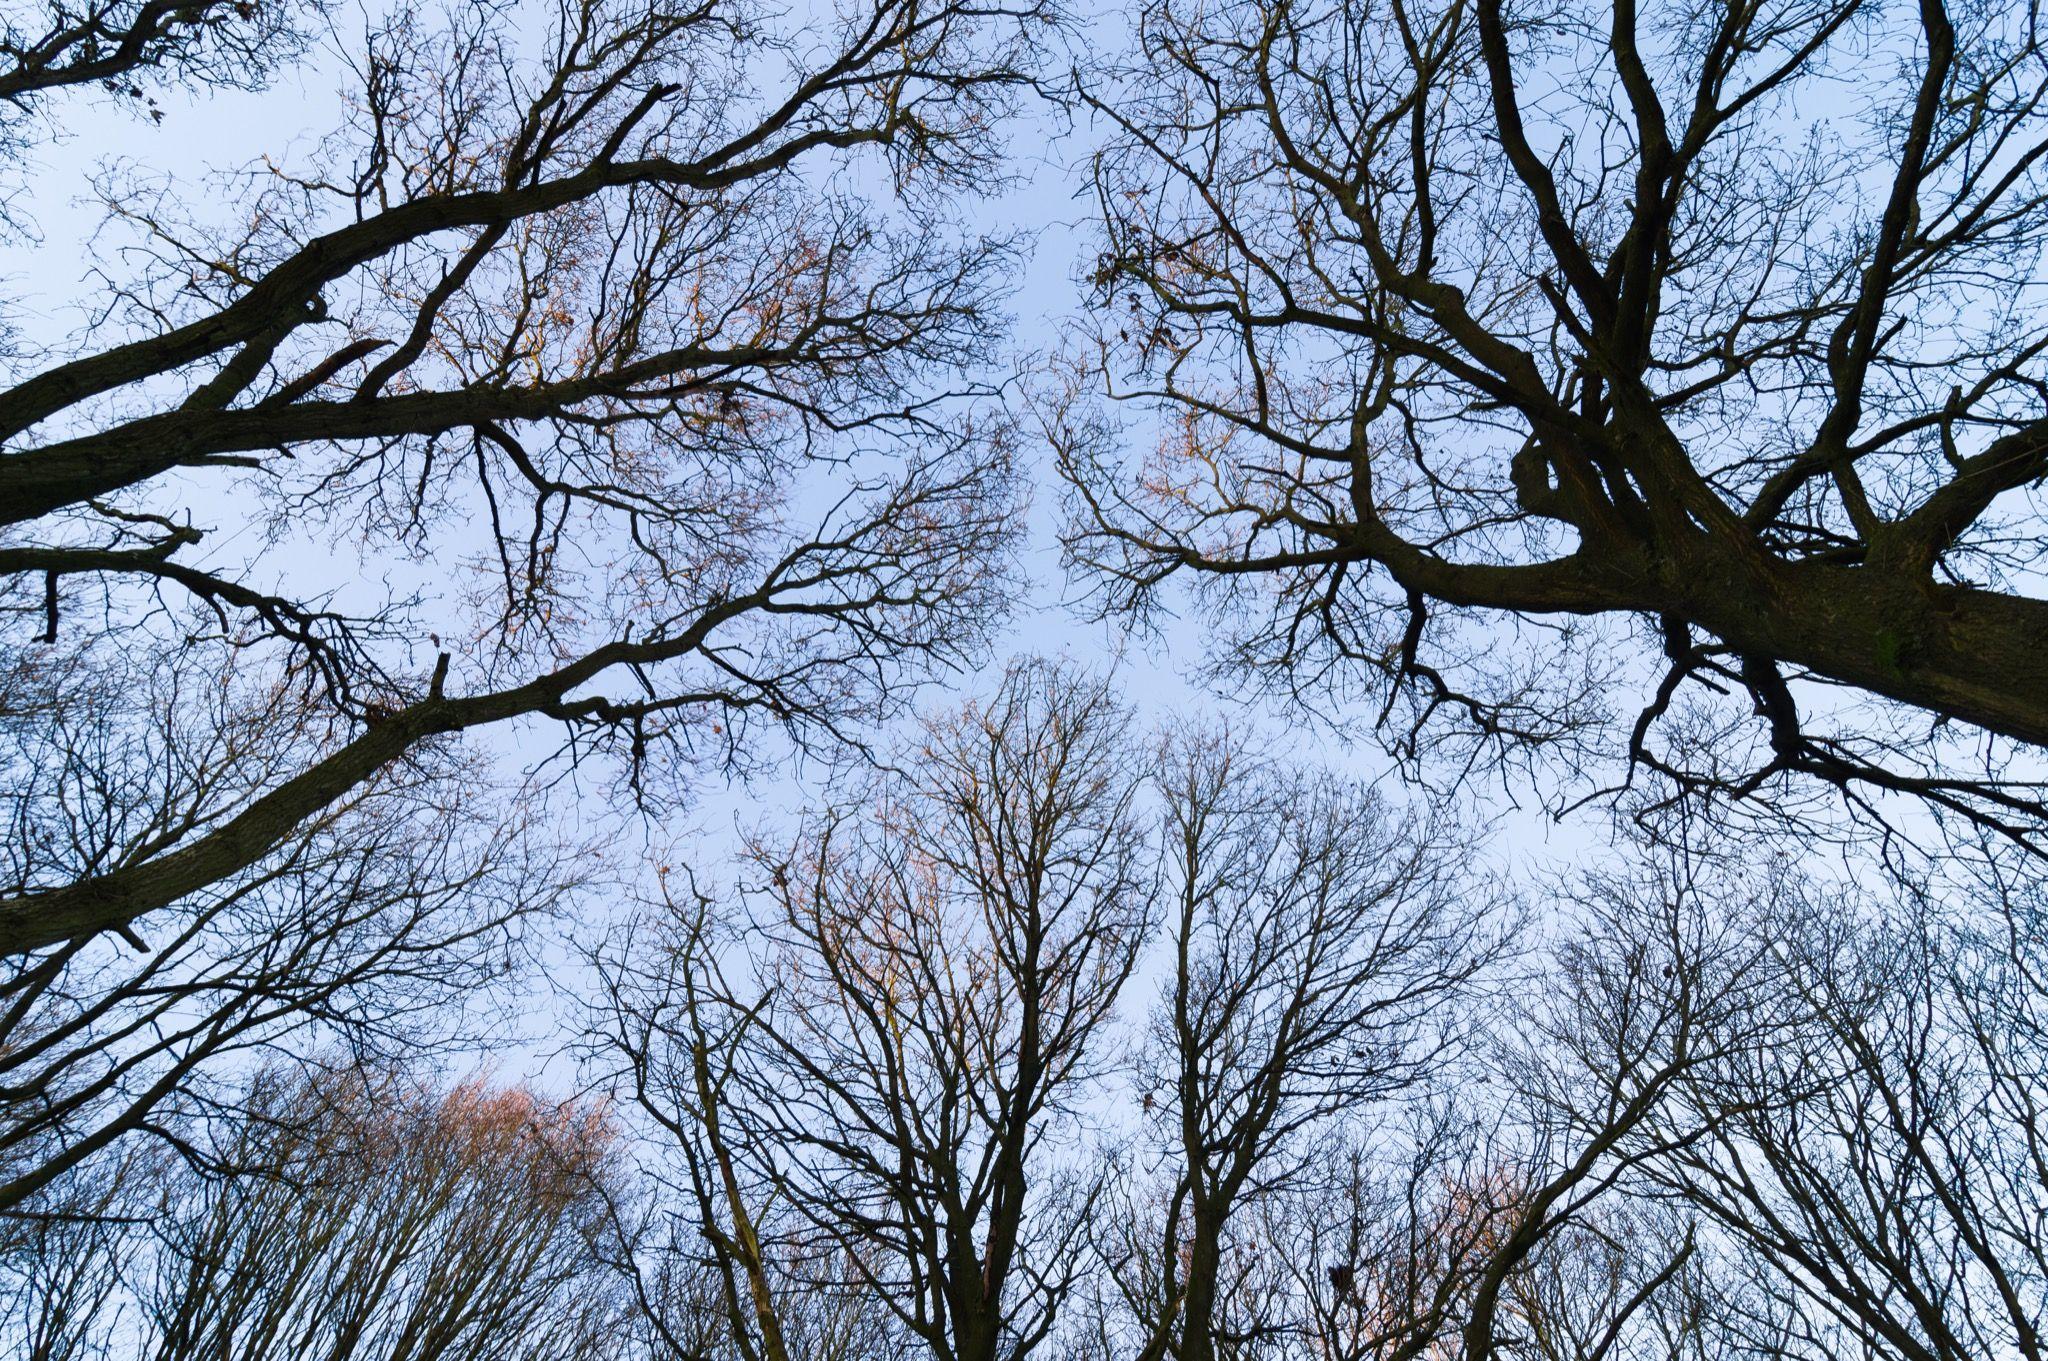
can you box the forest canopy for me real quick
[2,0,2046,1356]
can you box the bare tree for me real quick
[1090,734,1500,1361]
[1082,1143,1730,1361]
[589,681,2048,1361]
[0,1148,135,1361]
[128,1063,628,1361]
[0,1062,636,1361]
[0,661,577,1212]
[0,0,1049,1205]
[1069,749,1818,1361]
[592,889,919,1361]
[0,0,306,218]
[0,0,296,106]
[1600,851,2048,1361]
[1198,832,2048,1361]
[2,0,1043,954]
[1062,0,2048,844]
[601,660,1154,1361]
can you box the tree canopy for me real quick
[1062,0,2048,848]
[4,0,2048,1357]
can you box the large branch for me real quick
[0,576,782,955]
[0,121,900,456]
[0,338,806,526]
[1352,508,2048,752]
[0,0,244,103]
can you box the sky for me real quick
[0,0,1624,1085]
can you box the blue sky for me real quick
[0,0,1625,1081]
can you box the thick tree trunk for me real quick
[1366,514,2048,750]
[1672,546,2048,750]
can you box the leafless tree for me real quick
[589,678,2048,1361]
[590,888,923,1361]
[0,0,306,221]
[1092,733,1500,1361]
[1085,809,1871,1361]
[600,660,1154,1361]
[129,1063,628,1361]
[601,678,1842,1361]
[1596,849,2048,1361]
[1061,0,2048,846]
[30,835,1994,1361]
[1373,831,2048,1361]
[1371,846,1836,1361]
[2,0,1044,949]
[0,1148,135,1361]
[0,661,577,1212]
[0,1062,638,1360]
[1083,1145,1733,1361]
[0,0,1049,1204]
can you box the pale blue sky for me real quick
[0,0,1633,1083]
